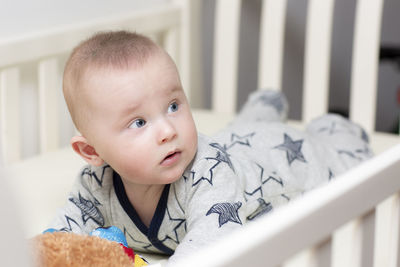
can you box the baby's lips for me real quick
[161,149,180,162]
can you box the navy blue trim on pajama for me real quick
[113,171,174,255]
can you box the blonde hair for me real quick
[63,30,160,133]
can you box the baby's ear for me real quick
[71,136,104,166]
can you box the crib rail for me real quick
[175,144,400,267]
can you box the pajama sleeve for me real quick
[46,165,112,234]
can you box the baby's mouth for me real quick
[161,150,181,166]
[165,152,177,159]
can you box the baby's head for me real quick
[63,30,158,134]
[63,31,198,185]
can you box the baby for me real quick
[48,30,372,264]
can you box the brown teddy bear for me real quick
[31,230,148,267]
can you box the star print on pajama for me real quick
[208,143,235,172]
[254,90,286,113]
[244,163,284,200]
[317,121,355,135]
[69,193,105,226]
[338,146,372,161]
[226,133,255,149]
[274,133,307,165]
[163,207,186,244]
[188,160,219,186]
[81,165,111,187]
[206,202,243,227]
[189,142,237,187]
[58,216,81,232]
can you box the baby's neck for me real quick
[124,183,165,228]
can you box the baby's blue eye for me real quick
[129,118,146,129]
[168,102,179,113]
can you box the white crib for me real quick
[1,0,399,266]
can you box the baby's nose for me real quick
[158,119,177,144]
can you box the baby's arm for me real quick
[45,165,110,234]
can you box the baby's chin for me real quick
[160,151,196,184]
[165,170,186,184]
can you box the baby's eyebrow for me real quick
[168,86,183,96]
[121,102,141,117]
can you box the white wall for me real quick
[0,0,166,39]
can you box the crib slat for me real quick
[302,0,335,123]
[318,238,332,267]
[283,238,332,267]
[38,58,60,153]
[258,0,287,91]
[182,0,203,109]
[332,220,363,267]
[361,210,375,267]
[170,0,187,105]
[212,0,241,113]
[349,0,384,133]
[170,0,203,109]
[0,68,21,164]
[332,210,375,267]
[374,194,400,267]
[283,249,317,267]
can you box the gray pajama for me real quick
[47,90,372,265]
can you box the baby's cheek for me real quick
[188,119,198,141]
[188,135,198,163]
